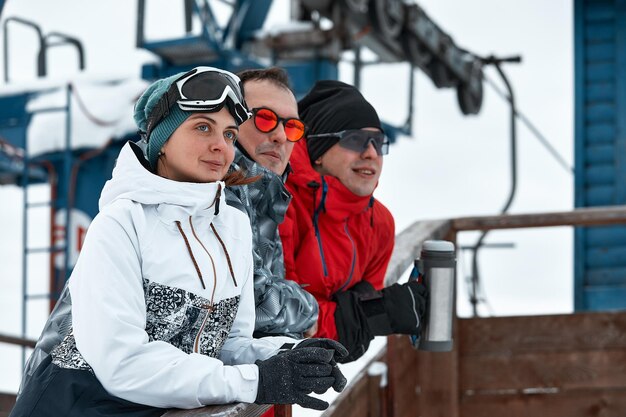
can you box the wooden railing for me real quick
[4,205,626,417]
[0,334,36,348]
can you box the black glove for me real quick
[333,287,375,364]
[363,280,428,335]
[334,280,428,362]
[255,347,337,410]
[295,338,348,392]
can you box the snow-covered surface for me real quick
[256,20,316,37]
[1,75,148,156]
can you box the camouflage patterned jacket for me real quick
[226,147,318,337]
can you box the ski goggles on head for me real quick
[252,107,306,142]
[145,67,251,141]
[307,129,389,156]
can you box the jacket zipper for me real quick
[194,305,213,353]
[313,178,329,277]
[337,219,357,292]
[187,216,219,354]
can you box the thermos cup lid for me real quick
[422,240,455,252]
[419,240,456,264]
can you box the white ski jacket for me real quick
[49,142,295,409]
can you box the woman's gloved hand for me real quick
[294,338,348,392]
[255,346,346,410]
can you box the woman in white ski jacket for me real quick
[10,67,346,417]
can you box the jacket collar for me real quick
[99,141,224,224]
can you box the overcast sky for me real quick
[0,0,573,396]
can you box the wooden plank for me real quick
[586,226,626,247]
[274,405,291,417]
[459,312,626,355]
[585,42,616,61]
[586,267,626,285]
[584,287,626,310]
[162,403,270,417]
[585,62,615,82]
[460,388,626,417]
[586,82,615,101]
[585,144,614,165]
[451,206,626,232]
[387,330,459,417]
[0,333,36,348]
[586,185,614,206]
[367,372,383,417]
[586,246,626,268]
[387,335,420,417]
[0,393,16,414]
[461,349,626,392]
[585,125,615,144]
[585,22,615,41]
[585,164,615,186]
[585,2,616,21]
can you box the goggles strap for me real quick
[145,84,182,142]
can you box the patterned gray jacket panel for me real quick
[20,284,73,392]
[50,279,240,372]
[226,149,318,337]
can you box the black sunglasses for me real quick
[307,129,389,155]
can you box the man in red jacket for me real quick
[279,80,428,362]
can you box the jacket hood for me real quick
[99,142,224,219]
[287,139,374,221]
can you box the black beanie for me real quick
[298,80,382,164]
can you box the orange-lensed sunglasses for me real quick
[252,107,306,142]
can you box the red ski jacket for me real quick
[279,139,395,341]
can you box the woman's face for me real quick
[157,107,237,183]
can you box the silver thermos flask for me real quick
[416,240,456,352]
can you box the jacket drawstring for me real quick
[210,223,237,287]
[368,196,375,227]
[188,216,219,305]
[175,221,206,290]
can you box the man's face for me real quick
[314,128,383,197]
[238,80,299,175]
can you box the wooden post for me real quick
[274,405,292,417]
[367,362,388,417]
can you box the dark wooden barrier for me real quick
[379,311,626,417]
[458,311,626,416]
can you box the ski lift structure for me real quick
[0,0,484,344]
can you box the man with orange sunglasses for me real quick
[225,67,318,338]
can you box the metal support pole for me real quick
[470,55,521,316]
[354,46,362,90]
